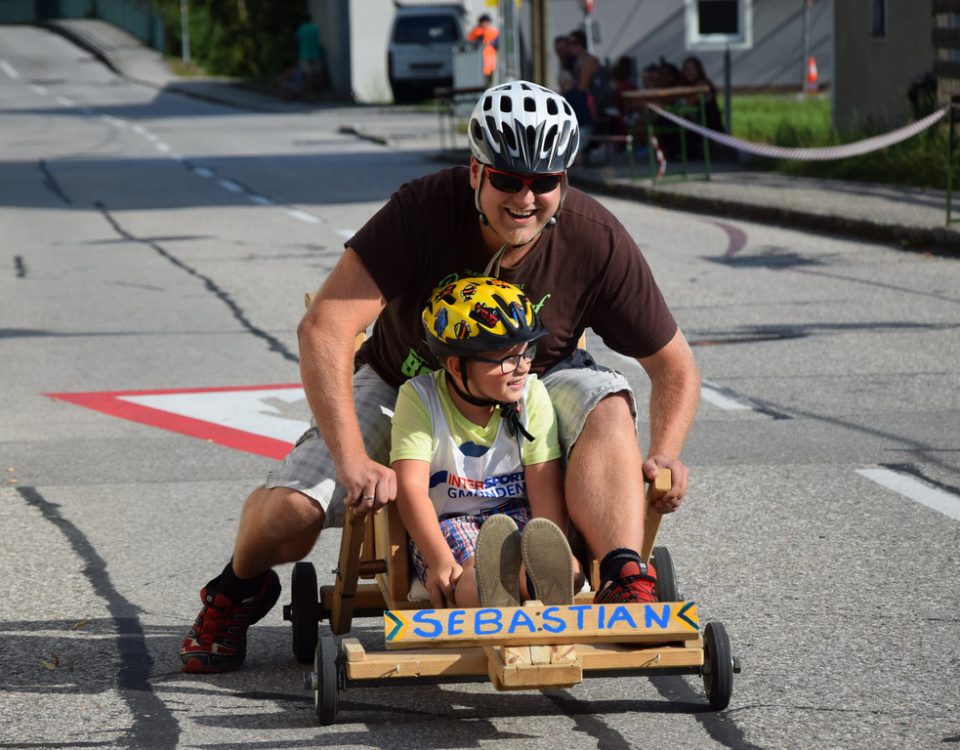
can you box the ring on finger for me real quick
[362,495,375,501]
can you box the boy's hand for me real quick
[426,560,463,608]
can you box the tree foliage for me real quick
[154,0,305,79]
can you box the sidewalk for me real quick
[45,19,960,256]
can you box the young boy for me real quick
[390,277,581,609]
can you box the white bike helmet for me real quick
[468,80,579,174]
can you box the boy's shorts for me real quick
[263,353,637,528]
[408,499,532,584]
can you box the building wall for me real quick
[834,0,934,130]
[544,0,834,94]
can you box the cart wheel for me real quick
[290,562,320,664]
[651,546,680,602]
[702,621,734,710]
[313,636,340,725]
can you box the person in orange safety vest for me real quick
[467,14,500,82]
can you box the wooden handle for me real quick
[640,468,671,564]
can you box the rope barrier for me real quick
[646,102,948,161]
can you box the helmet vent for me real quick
[483,95,493,111]
[471,118,484,141]
[500,95,513,113]
[501,122,517,151]
[562,100,572,116]
[543,124,557,153]
[524,96,536,112]
[546,98,558,115]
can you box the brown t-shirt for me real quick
[349,166,677,388]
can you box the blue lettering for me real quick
[508,609,537,634]
[447,610,465,635]
[569,605,591,630]
[597,605,605,630]
[644,604,671,629]
[474,608,503,635]
[606,605,637,629]
[412,610,442,638]
[541,606,566,634]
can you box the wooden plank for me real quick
[641,469,672,563]
[342,638,365,663]
[383,600,700,649]
[320,582,385,611]
[330,508,368,635]
[346,647,489,680]
[485,646,582,690]
[344,641,701,682]
[374,501,410,609]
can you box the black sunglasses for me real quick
[485,166,563,195]
[471,343,538,374]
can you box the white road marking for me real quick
[336,228,355,239]
[0,60,19,79]
[700,380,754,411]
[192,166,214,178]
[101,115,125,128]
[286,209,320,223]
[857,468,960,522]
[249,195,274,206]
[131,124,147,135]
[29,84,47,95]
[56,95,74,107]
[219,179,242,192]
[155,142,170,152]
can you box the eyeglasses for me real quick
[471,343,538,374]
[484,166,563,195]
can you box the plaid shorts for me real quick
[409,500,532,584]
[263,365,397,528]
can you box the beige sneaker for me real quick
[474,514,522,607]
[521,518,574,606]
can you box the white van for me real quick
[387,3,467,103]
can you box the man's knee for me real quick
[249,485,326,534]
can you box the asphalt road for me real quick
[1,26,959,750]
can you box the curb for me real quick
[568,173,960,258]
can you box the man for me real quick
[466,13,499,83]
[179,80,700,673]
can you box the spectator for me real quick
[681,55,725,134]
[295,15,325,95]
[467,14,500,84]
[609,55,638,144]
[567,30,614,161]
[554,34,576,76]
[558,69,594,164]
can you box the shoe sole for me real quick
[521,518,574,606]
[474,514,521,607]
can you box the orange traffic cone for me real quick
[805,56,819,94]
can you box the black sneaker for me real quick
[179,570,281,673]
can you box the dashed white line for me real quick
[192,166,214,178]
[29,84,47,95]
[857,468,960,522]
[155,142,171,152]
[336,228,356,239]
[101,115,126,128]
[131,124,147,135]
[56,95,75,107]
[219,179,242,193]
[248,195,274,206]
[286,209,320,224]
[0,60,19,79]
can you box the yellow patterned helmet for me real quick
[422,276,546,359]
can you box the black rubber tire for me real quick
[314,636,340,725]
[702,621,734,710]
[651,546,680,602]
[290,562,320,664]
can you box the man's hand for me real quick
[642,455,688,513]
[338,455,396,515]
[425,559,463,608]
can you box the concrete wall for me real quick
[833,0,934,131]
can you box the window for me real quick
[869,0,887,38]
[394,16,459,44]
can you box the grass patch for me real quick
[729,94,948,189]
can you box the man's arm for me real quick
[637,328,701,512]
[298,247,394,513]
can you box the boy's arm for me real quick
[393,459,461,607]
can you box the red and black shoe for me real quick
[179,570,281,673]
[594,560,658,604]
